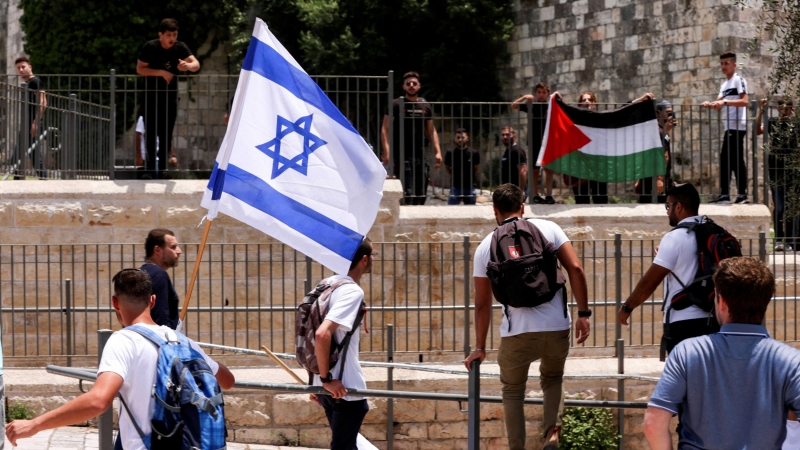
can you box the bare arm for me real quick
[644,407,674,450]
[381,115,390,165]
[214,363,235,390]
[6,372,122,446]
[519,164,528,191]
[511,94,534,110]
[558,242,590,344]
[756,99,766,136]
[178,55,200,72]
[618,263,670,325]
[632,92,654,104]
[314,319,347,398]
[463,277,493,369]
[137,60,173,83]
[426,119,442,168]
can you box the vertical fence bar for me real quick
[109,70,116,180]
[21,82,30,177]
[65,278,73,366]
[463,235,471,358]
[762,102,770,205]
[617,338,625,450]
[305,255,312,293]
[387,71,394,178]
[467,359,480,450]
[614,234,622,344]
[68,94,77,179]
[97,329,114,450]
[526,99,534,204]
[387,324,394,450]
[759,231,767,263]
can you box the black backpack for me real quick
[485,218,567,327]
[666,216,742,316]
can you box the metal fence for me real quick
[0,233,793,364]
[0,81,111,179]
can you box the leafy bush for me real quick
[559,407,619,450]
[6,402,35,422]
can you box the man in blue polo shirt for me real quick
[644,257,800,449]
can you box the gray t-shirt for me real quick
[649,323,800,449]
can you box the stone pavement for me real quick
[3,426,326,450]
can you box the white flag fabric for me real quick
[201,18,386,274]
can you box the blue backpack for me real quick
[118,325,227,450]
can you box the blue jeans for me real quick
[319,396,369,450]
[448,187,477,205]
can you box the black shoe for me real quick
[734,195,749,204]
[544,195,556,204]
[532,195,545,204]
[709,195,731,204]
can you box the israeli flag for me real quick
[201,19,386,275]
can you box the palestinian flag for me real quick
[536,95,665,182]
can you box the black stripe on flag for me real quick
[555,97,658,129]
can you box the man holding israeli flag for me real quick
[201,18,386,276]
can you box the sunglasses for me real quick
[404,81,419,87]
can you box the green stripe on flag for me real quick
[545,147,665,183]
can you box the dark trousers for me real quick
[720,129,748,196]
[395,159,428,205]
[637,177,668,204]
[769,156,798,247]
[319,396,369,450]
[143,91,178,178]
[572,180,608,204]
[663,317,720,356]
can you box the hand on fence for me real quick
[161,70,174,84]
[463,349,485,371]
[575,317,591,344]
[323,379,348,399]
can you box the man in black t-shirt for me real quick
[136,18,200,178]
[512,82,555,204]
[13,56,47,179]
[380,71,442,205]
[500,126,527,192]
[445,128,481,205]
[140,228,182,330]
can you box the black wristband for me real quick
[577,309,592,318]
[621,303,634,313]
[320,373,333,383]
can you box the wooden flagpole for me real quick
[180,219,213,322]
[261,345,305,384]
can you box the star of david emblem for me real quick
[256,114,327,179]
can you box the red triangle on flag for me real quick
[540,100,592,166]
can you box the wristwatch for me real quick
[621,303,634,313]
[320,373,333,383]
[577,309,592,318]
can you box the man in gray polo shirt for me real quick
[644,257,800,449]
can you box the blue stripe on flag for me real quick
[242,37,358,136]
[209,165,226,201]
[208,162,363,261]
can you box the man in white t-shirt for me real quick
[310,238,374,449]
[5,268,235,449]
[702,52,750,204]
[618,183,720,359]
[463,183,591,450]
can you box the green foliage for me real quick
[270,431,306,447]
[254,0,514,101]
[559,407,619,450]
[6,402,35,422]
[19,0,251,74]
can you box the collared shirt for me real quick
[649,323,800,449]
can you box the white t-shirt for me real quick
[312,275,367,402]
[97,324,220,450]
[473,218,572,337]
[718,73,747,131]
[135,116,159,161]
[652,216,709,323]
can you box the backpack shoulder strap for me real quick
[125,324,173,348]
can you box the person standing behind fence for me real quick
[136,18,198,179]
[500,126,527,195]
[380,71,442,205]
[464,183,590,450]
[636,98,676,203]
[309,239,375,449]
[13,56,46,180]
[140,229,182,330]
[643,257,800,449]
[512,82,556,204]
[5,268,235,449]
[445,128,480,205]
[618,183,721,356]
[703,52,749,204]
[757,98,798,251]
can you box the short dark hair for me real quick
[501,125,516,134]
[112,269,154,309]
[14,56,30,66]
[492,184,525,214]
[349,237,373,271]
[666,183,700,215]
[403,71,420,82]
[534,82,550,92]
[720,52,736,62]
[713,257,775,324]
[145,228,175,259]
[455,127,467,134]
[656,99,673,113]
[160,18,179,33]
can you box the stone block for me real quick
[224,396,271,426]
[394,422,428,440]
[15,201,84,227]
[272,394,327,425]
[234,427,298,445]
[85,202,154,227]
[625,35,639,51]
[572,0,589,15]
[540,6,555,21]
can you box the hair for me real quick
[578,91,597,104]
[534,82,550,93]
[14,56,30,66]
[349,237,373,271]
[665,183,700,215]
[656,99,673,113]
[720,52,736,62]
[455,127,467,135]
[145,228,175,259]
[501,125,516,134]
[112,269,154,310]
[713,257,775,324]
[492,184,525,214]
[778,97,794,108]
[403,71,420,83]
[160,18,179,33]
